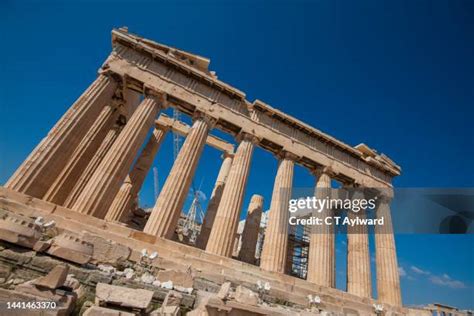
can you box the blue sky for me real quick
[1,0,473,309]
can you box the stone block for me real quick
[129,230,156,244]
[64,274,80,290]
[26,197,57,214]
[95,282,154,310]
[15,281,62,300]
[86,272,113,287]
[82,232,131,265]
[29,254,60,272]
[0,264,11,279]
[0,248,36,265]
[163,290,183,307]
[0,212,42,249]
[33,265,69,290]
[47,232,93,265]
[233,285,259,306]
[0,198,37,218]
[217,282,232,300]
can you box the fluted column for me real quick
[260,153,295,273]
[64,121,124,208]
[307,169,335,287]
[72,95,161,218]
[347,189,372,298]
[43,104,120,205]
[206,133,256,257]
[196,152,234,249]
[105,126,168,222]
[6,74,118,198]
[375,193,402,306]
[238,194,264,264]
[143,113,214,239]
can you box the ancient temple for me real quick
[0,28,442,316]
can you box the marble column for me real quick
[346,189,372,298]
[375,193,402,306]
[260,153,295,273]
[6,74,118,198]
[232,234,242,258]
[206,133,256,257]
[196,152,234,249]
[43,104,120,205]
[307,169,335,287]
[105,126,168,222]
[72,95,161,218]
[238,194,264,264]
[143,113,214,239]
[64,121,124,208]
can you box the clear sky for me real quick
[1,0,473,309]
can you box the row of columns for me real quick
[105,126,168,222]
[6,73,401,307]
[6,74,119,198]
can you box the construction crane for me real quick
[181,184,206,244]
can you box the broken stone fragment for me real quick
[33,239,52,252]
[95,283,154,310]
[216,282,232,300]
[98,264,116,275]
[161,280,173,290]
[123,268,134,279]
[140,272,155,284]
[163,290,183,307]
[64,274,80,290]
[234,285,259,306]
[32,265,69,290]
[0,212,42,248]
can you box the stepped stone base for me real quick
[0,186,411,315]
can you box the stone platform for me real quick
[0,186,411,315]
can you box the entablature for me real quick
[107,28,400,188]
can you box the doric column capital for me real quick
[277,150,299,162]
[342,181,371,199]
[98,66,120,79]
[374,187,394,204]
[236,131,259,144]
[312,165,335,178]
[143,86,168,109]
[193,111,217,128]
[221,151,234,160]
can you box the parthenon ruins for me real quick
[0,28,430,315]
